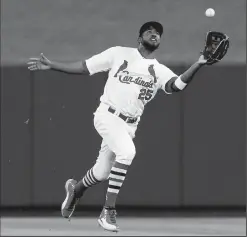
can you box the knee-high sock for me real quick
[74,168,100,198]
[104,161,129,208]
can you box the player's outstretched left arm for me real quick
[179,54,207,84]
[165,55,207,93]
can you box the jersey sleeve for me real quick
[85,47,117,75]
[158,65,178,94]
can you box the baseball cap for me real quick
[139,21,163,37]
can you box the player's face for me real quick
[140,27,161,51]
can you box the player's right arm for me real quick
[27,53,90,75]
[27,47,117,75]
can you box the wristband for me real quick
[174,76,187,90]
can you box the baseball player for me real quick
[27,21,215,232]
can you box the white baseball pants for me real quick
[92,103,138,181]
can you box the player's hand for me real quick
[197,54,207,65]
[27,53,51,71]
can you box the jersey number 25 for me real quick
[138,89,154,101]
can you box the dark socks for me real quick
[104,161,129,208]
[74,167,100,198]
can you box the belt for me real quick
[108,107,137,124]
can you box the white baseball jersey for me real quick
[86,46,178,118]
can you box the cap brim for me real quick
[139,21,163,36]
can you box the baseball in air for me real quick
[205,8,215,17]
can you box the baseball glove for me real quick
[201,31,230,65]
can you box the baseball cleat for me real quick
[61,179,79,219]
[97,207,120,232]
